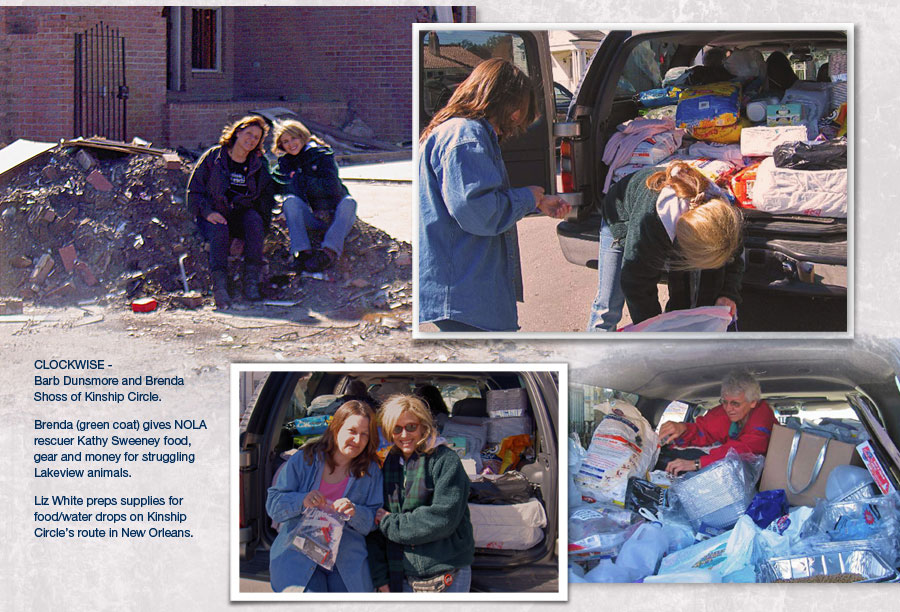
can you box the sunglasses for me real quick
[392,423,420,435]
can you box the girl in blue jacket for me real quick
[267,400,383,592]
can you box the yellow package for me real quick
[690,117,752,144]
[676,82,742,130]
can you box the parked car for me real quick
[568,338,900,581]
[238,369,561,593]
[417,28,849,302]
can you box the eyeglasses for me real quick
[720,398,746,409]
[392,423,420,435]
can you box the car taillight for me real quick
[559,139,575,193]
[239,472,245,528]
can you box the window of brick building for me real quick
[191,8,220,71]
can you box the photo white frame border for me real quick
[411,22,854,341]
[230,361,569,601]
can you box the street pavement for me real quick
[340,160,413,244]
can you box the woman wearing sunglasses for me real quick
[367,395,474,592]
[657,370,775,475]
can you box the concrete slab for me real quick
[348,181,413,244]
[340,160,412,182]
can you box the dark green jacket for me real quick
[368,445,475,587]
[602,167,744,324]
[271,143,349,213]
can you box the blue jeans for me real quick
[305,565,348,593]
[402,566,472,593]
[282,195,356,257]
[587,219,626,331]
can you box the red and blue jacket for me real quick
[675,400,776,468]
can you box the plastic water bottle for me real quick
[615,522,670,579]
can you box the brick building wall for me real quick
[0,6,166,145]
[231,6,419,143]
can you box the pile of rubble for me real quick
[0,141,412,316]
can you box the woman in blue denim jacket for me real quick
[267,400,384,592]
[418,59,570,332]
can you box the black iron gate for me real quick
[73,21,129,140]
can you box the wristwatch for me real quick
[694,459,701,471]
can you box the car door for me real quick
[417,28,556,192]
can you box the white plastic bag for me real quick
[618,306,732,333]
[573,400,659,504]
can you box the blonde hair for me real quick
[420,58,535,143]
[647,161,742,270]
[377,394,438,455]
[219,115,268,155]
[271,119,327,155]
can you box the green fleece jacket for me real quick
[368,445,475,586]
[602,167,744,324]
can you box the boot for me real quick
[211,270,232,309]
[244,264,262,301]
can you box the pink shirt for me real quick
[318,474,349,502]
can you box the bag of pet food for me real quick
[573,400,659,505]
[676,82,742,130]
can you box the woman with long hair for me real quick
[588,160,744,331]
[186,115,276,308]
[367,395,474,592]
[418,58,571,332]
[266,400,383,592]
[271,119,357,273]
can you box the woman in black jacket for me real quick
[271,119,357,273]
[186,115,275,308]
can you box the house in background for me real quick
[0,6,474,149]
[548,30,605,94]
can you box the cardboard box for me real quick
[766,103,803,126]
[760,423,863,506]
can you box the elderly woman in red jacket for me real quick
[659,370,776,475]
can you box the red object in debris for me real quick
[131,297,158,313]
[58,244,78,273]
[73,261,99,286]
[86,169,114,192]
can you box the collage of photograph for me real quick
[1,4,898,612]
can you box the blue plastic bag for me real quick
[745,489,788,529]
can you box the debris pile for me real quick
[0,141,412,316]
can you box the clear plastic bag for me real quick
[288,506,348,570]
[799,492,900,565]
[569,504,644,562]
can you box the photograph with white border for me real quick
[231,362,567,600]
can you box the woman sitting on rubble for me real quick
[266,400,383,592]
[186,115,276,309]
[271,119,357,274]
[367,395,475,593]
[587,160,744,331]
[418,58,571,332]
[657,370,776,475]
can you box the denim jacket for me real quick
[418,117,537,331]
[266,451,384,592]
